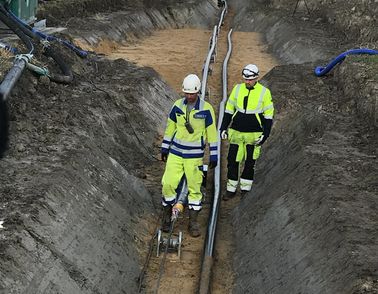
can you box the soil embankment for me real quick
[0,1,219,293]
[0,0,377,293]
[230,1,378,293]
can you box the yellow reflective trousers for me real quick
[162,153,204,211]
[228,129,262,161]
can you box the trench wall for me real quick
[269,0,378,44]
[230,0,378,44]
[0,64,175,294]
[229,1,378,293]
[232,63,378,293]
[48,0,219,48]
[230,0,378,131]
[0,1,219,293]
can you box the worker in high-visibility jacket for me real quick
[161,74,218,237]
[220,64,274,200]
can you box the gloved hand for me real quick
[254,135,267,146]
[220,130,228,140]
[161,152,168,162]
[171,203,184,221]
[208,161,217,169]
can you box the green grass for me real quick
[350,55,378,64]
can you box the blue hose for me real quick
[0,40,18,54]
[7,9,89,58]
[315,48,378,76]
[33,30,89,58]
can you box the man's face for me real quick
[184,92,198,104]
[244,78,258,88]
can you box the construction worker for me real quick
[161,74,218,237]
[220,64,274,200]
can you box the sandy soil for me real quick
[110,28,211,94]
[1,0,376,293]
[104,9,278,293]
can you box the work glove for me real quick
[161,152,168,162]
[171,202,184,221]
[220,130,228,140]
[208,161,217,169]
[254,135,267,146]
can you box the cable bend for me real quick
[315,48,378,76]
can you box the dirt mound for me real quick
[233,63,378,293]
[269,0,378,44]
[228,0,378,293]
[0,53,177,292]
[0,1,220,292]
[0,0,377,293]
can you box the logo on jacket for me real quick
[194,113,206,119]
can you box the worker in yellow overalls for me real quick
[161,74,218,237]
[220,64,274,200]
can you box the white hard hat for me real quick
[242,64,259,79]
[182,74,201,93]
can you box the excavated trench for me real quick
[0,0,377,293]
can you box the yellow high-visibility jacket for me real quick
[221,82,274,133]
[161,98,218,162]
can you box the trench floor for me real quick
[100,11,278,293]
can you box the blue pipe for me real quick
[0,40,18,54]
[7,9,89,58]
[34,31,89,58]
[315,48,378,76]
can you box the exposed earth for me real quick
[0,0,377,293]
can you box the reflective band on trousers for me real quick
[227,179,238,192]
[162,153,204,210]
[240,178,253,191]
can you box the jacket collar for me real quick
[183,97,201,110]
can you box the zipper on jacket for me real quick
[243,89,251,113]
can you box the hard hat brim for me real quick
[183,90,199,94]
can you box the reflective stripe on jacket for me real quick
[224,82,274,132]
[161,98,218,161]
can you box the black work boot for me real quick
[222,191,236,201]
[188,210,201,238]
[161,205,172,233]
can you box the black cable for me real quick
[43,46,73,84]
[0,5,39,41]
[1,4,73,84]
[0,4,35,158]
[0,5,34,54]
